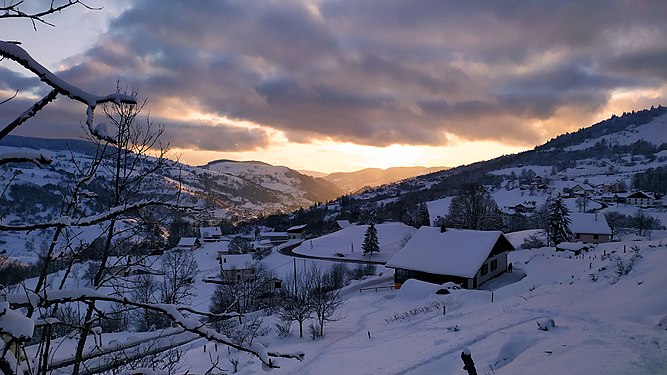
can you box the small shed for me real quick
[386,227,514,289]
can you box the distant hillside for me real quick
[247,105,667,234]
[323,166,448,193]
[0,135,99,156]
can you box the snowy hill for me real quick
[323,166,448,194]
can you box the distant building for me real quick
[569,213,611,244]
[259,231,289,245]
[333,220,353,230]
[626,191,655,207]
[200,226,222,241]
[217,253,255,284]
[386,227,514,289]
[287,224,307,240]
[176,237,200,251]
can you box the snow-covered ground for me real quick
[15,229,667,374]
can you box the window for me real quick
[491,259,498,271]
[481,263,488,276]
[593,234,599,240]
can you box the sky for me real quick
[2,0,667,173]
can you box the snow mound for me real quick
[396,279,441,300]
[494,335,538,369]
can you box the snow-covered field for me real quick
[175,234,667,374]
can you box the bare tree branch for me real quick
[0,89,58,141]
[4,289,305,368]
[0,1,100,30]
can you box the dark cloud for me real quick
[6,0,667,149]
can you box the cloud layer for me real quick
[4,0,667,152]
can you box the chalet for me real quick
[599,193,627,204]
[287,224,307,240]
[385,227,514,289]
[200,226,223,241]
[626,191,655,207]
[218,254,255,284]
[569,213,611,244]
[176,237,200,251]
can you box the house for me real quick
[200,226,222,241]
[385,227,514,289]
[333,220,352,230]
[569,213,611,244]
[287,224,307,240]
[626,191,655,207]
[176,237,200,251]
[217,253,255,284]
[259,231,289,245]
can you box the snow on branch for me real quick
[0,88,57,141]
[0,40,136,142]
[3,289,304,368]
[0,199,200,231]
[0,151,51,167]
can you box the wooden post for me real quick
[461,348,478,375]
[491,292,494,303]
[443,306,446,315]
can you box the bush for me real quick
[521,233,547,249]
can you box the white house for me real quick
[176,237,200,251]
[200,226,222,241]
[217,253,255,284]
[287,224,307,240]
[385,227,514,289]
[569,213,611,244]
[259,231,289,245]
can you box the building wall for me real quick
[474,251,508,286]
[574,233,610,244]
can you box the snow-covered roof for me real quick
[569,213,611,235]
[287,224,307,232]
[177,237,198,247]
[627,191,655,199]
[220,254,254,270]
[385,227,514,278]
[336,220,352,228]
[260,232,288,238]
[200,226,222,238]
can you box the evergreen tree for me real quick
[416,203,430,227]
[362,223,380,260]
[546,197,573,245]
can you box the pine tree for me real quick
[362,223,380,260]
[546,197,573,245]
[416,203,430,227]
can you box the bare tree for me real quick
[308,266,344,337]
[445,184,502,230]
[0,7,302,373]
[159,250,199,305]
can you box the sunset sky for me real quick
[2,1,666,173]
